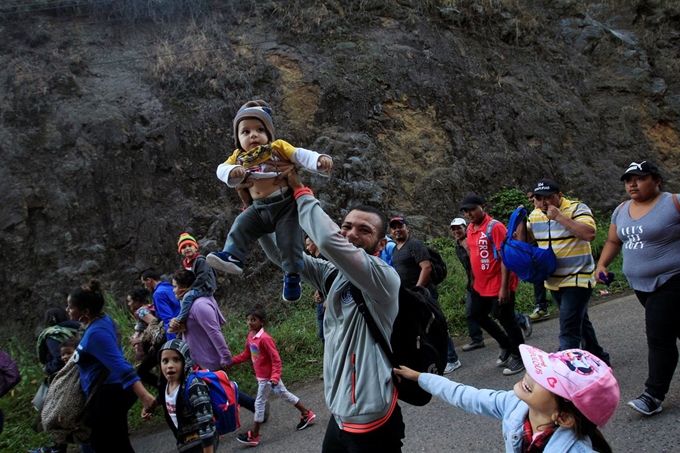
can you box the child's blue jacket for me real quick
[418,373,599,453]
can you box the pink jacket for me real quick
[233,328,282,382]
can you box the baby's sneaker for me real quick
[296,410,316,430]
[282,272,302,302]
[207,251,244,275]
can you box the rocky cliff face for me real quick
[1,0,678,340]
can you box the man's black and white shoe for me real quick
[628,392,662,416]
[503,355,525,376]
[496,349,511,367]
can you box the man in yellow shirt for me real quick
[527,179,611,366]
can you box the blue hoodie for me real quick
[74,315,138,397]
[152,281,181,340]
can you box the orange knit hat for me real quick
[177,233,198,253]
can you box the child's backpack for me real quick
[426,246,448,285]
[342,280,448,406]
[493,207,557,285]
[184,367,240,435]
[36,325,80,365]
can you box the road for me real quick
[131,294,680,452]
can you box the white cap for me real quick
[450,218,467,227]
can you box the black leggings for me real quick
[89,384,137,453]
[635,273,680,400]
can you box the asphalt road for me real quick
[131,294,680,452]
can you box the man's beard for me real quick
[363,240,381,256]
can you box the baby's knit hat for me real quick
[233,100,276,150]
[177,233,198,254]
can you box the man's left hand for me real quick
[498,287,510,304]
[283,167,304,191]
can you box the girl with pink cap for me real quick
[394,344,619,452]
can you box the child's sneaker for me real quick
[236,430,261,447]
[207,251,244,275]
[282,272,302,302]
[296,410,316,430]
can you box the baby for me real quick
[207,100,332,302]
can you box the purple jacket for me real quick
[182,296,233,370]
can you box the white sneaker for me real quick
[444,360,461,374]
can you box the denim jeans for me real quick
[534,282,549,311]
[224,189,303,273]
[177,288,212,322]
[635,273,680,401]
[550,287,610,365]
[465,290,484,343]
[446,335,458,363]
[469,292,524,357]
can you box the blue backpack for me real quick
[184,367,240,435]
[490,207,557,284]
[380,237,396,267]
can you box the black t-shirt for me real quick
[392,237,435,293]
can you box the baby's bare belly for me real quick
[251,177,289,199]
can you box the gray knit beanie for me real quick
[233,100,275,150]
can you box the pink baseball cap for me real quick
[519,344,620,427]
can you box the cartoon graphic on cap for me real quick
[519,344,619,427]
[560,350,595,376]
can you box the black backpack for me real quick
[426,246,448,285]
[325,271,448,406]
[351,285,449,406]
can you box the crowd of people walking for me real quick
[6,95,676,453]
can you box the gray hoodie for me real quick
[260,194,400,432]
